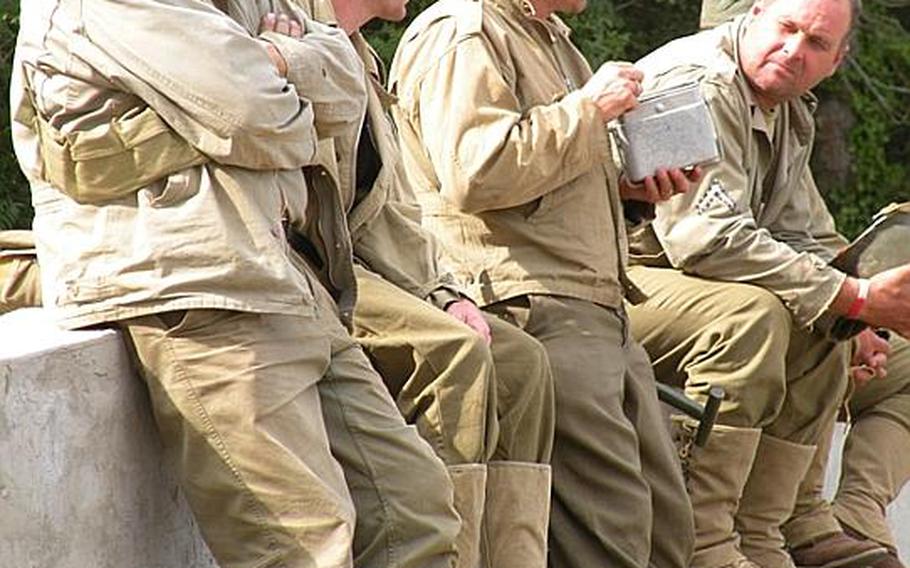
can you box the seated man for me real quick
[11,1,459,567]
[626,1,910,567]
[389,1,700,567]
[696,4,909,568]
[297,1,555,567]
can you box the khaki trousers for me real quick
[351,265,554,465]
[485,294,694,568]
[117,284,459,568]
[628,266,849,443]
[786,335,910,550]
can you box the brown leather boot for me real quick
[789,531,888,568]
[842,525,907,568]
[869,552,907,568]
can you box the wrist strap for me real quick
[846,278,871,320]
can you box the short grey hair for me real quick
[758,0,862,49]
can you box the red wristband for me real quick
[846,278,870,320]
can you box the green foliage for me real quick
[819,2,910,236]
[0,1,31,230]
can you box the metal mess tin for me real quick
[614,81,721,182]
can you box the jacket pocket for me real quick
[139,167,200,208]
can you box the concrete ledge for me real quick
[0,309,217,568]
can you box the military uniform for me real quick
[780,187,910,563]
[696,2,910,563]
[11,2,460,567]
[627,18,852,568]
[301,3,557,567]
[389,1,694,567]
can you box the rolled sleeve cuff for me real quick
[259,31,328,93]
[795,261,848,329]
[425,274,472,311]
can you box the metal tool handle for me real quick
[656,383,725,446]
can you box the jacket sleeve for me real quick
[81,0,319,170]
[260,11,367,140]
[399,18,612,214]
[651,80,846,328]
[353,196,465,304]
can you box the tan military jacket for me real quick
[629,18,846,329]
[389,0,629,309]
[300,0,463,304]
[699,0,751,29]
[12,0,365,329]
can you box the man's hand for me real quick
[581,61,643,122]
[445,299,492,345]
[847,265,910,339]
[260,12,303,38]
[257,13,303,78]
[850,328,890,386]
[619,166,703,203]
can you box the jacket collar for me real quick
[489,0,573,37]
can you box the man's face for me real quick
[739,0,850,107]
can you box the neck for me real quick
[333,0,370,34]
[747,78,781,112]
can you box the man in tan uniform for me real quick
[694,3,910,568]
[296,2,555,567]
[627,1,910,567]
[11,2,460,567]
[389,1,700,567]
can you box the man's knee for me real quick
[686,286,794,426]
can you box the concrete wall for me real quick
[0,309,217,568]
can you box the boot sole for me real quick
[796,547,891,568]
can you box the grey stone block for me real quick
[0,309,218,568]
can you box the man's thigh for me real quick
[352,265,495,464]
[120,308,354,568]
[700,0,751,28]
[484,313,555,463]
[488,294,658,566]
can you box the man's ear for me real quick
[831,44,849,74]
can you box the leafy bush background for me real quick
[2,0,908,236]
[0,0,29,230]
